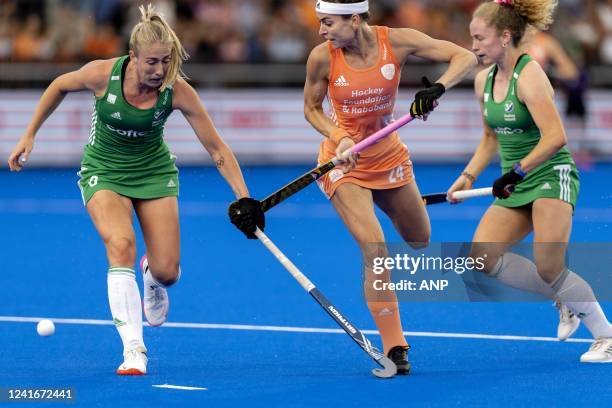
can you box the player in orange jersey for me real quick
[304,0,477,374]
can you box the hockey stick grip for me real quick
[421,187,493,205]
[341,113,415,159]
[261,113,415,212]
[451,187,493,200]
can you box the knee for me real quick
[469,244,502,275]
[403,226,430,248]
[158,274,180,287]
[480,256,502,275]
[408,238,430,250]
[535,262,562,284]
[148,259,181,287]
[106,236,136,265]
[399,220,431,248]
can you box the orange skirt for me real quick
[316,131,414,199]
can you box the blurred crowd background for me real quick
[1,0,611,69]
[1,1,611,165]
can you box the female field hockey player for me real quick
[7,5,264,375]
[305,0,477,373]
[447,0,611,362]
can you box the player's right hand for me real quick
[335,137,359,174]
[228,197,265,239]
[492,168,523,199]
[410,77,445,118]
[446,174,474,204]
[7,135,34,172]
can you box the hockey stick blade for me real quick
[255,228,397,378]
[310,288,397,378]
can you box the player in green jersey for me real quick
[7,4,264,375]
[447,0,611,363]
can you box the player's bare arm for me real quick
[303,44,336,138]
[466,68,499,175]
[389,28,477,89]
[304,44,357,169]
[447,69,498,200]
[173,78,250,198]
[515,61,567,173]
[8,59,115,171]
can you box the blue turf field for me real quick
[0,163,611,407]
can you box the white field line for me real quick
[152,384,207,391]
[0,315,592,343]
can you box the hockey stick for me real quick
[254,228,397,378]
[261,113,416,212]
[421,187,493,205]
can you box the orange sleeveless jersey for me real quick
[317,26,413,199]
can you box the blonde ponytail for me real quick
[129,4,189,91]
[512,0,558,31]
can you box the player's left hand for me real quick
[447,173,474,204]
[492,168,524,199]
[8,135,34,172]
[410,77,445,118]
[228,197,265,239]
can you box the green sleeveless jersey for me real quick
[78,56,179,204]
[483,54,579,208]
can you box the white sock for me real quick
[489,253,556,298]
[107,267,146,353]
[551,268,612,338]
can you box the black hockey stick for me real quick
[255,228,397,378]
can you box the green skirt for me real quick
[494,163,579,209]
[77,140,179,205]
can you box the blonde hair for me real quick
[129,4,189,91]
[473,0,558,46]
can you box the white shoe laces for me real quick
[125,348,145,359]
[588,338,611,353]
[554,300,574,323]
[147,286,166,306]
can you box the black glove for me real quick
[410,77,445,117]
[228,197,265,239]
[492,165,525,199]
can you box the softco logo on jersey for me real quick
[106,124,147,138]
[494,127,524,135]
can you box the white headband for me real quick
[315,0,369,15]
